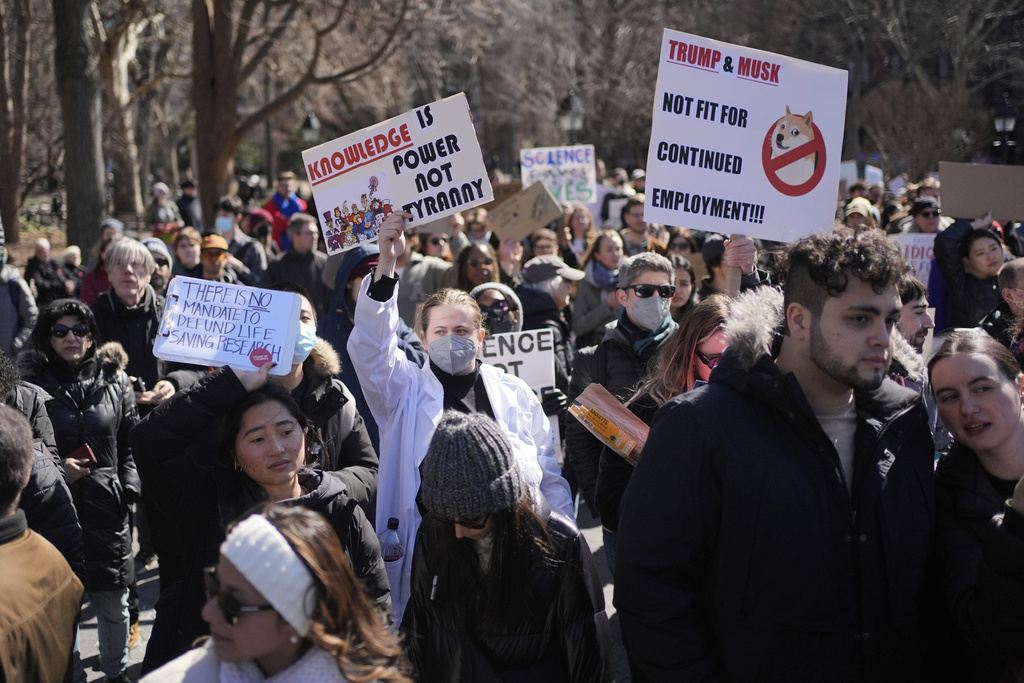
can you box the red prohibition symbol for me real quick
[761,121,827,197]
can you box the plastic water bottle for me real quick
[379,517,404,562]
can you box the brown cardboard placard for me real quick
[488,181,564,242]
[939,161,1024,223]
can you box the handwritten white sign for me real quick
[520,145,597,205]
[153,277,300,376]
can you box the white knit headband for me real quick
[220,514,316,636]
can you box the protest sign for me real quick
[890,233,935,284]
[520,145,597,205]
[481,329,556,390]
[481,328,560,454]
[939,162,1024,223]
[153,277,300,376]
[644,29,847,243]
[302,93,493,255]
[488,182,564,242]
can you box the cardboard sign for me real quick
[939,162,1024,222]
[488,182,564,242]
[644,29,847,242]
[153,277,301,376]
[520,145,597,205]
[302,93,493,254]
[890,233,935,284]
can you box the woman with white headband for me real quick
[143,503,410,682]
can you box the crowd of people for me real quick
[2,163,1024,683]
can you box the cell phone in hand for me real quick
[68,443,97,466]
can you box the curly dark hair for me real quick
[778,228,910,334]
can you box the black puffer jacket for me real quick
[19,343,141,592]
[931,444,1024,682]
[131,368,389,671]
[934,219,1002,329]
[20,442,85,578]
[294,338,378,519]
[402,509,611,683]
[5,381,58,461]
[616,286,936,682]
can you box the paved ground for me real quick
[78,506,630,682]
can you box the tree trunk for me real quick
[100,24,144,215]
[0,0,30,245]
[52,0,105,249]
[192,0,237,217]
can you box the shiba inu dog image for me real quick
[771,107,817,185]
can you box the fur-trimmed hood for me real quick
[722,285,927,384]
[305,337,341,378]
[17,341,129,380]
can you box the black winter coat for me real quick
[566,322,658,517]
[934,219,1002,329]
[19,343,141,592]
[20,442,85,578]
[402,510,612,683]
[5,381,58,461]
[616,288,936,683]
[931,444,1024,682]
[131,367,389,671]
[293,339,379,520]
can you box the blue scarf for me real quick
[587,259,619,292]
[617,309,677,358]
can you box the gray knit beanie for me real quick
[420,411,524,518]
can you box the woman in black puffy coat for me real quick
[402,412,611,683]
[130,361,390,674]
[19,298,140,682]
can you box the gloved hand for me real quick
[541,388,569,416]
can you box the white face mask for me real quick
[428,333,478,375]
[631,295,671,331]
[291,322,318,365]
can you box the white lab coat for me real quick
[348,277,575,621]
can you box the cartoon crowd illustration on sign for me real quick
[320,174,395,253]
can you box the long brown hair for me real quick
[580,229,623,268]
[237,504,411,682]
[630,295,730,407]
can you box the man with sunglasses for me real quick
[617,229,935,681]
[567,253,677,536]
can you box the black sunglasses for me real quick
[51,323,91,339]
[203,566,275,626]
[483,300,511,317]
[623,283,676,299]
[154,258,170,268]
[695,349,721,370]
[468,257,494,268]
[434,513,490,530]
[429,236,450,246]
[918,210,940,218]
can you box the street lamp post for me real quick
[558,92,585,145]
[994,96,1016,165]
[300,111,322,146]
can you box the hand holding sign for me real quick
[232,361,276,393]
[722,236,757,275]
[375,211,413,279]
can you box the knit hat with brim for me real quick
[420,411,523,518]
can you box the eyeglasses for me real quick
[434,513,490,530]
[203,566,275,626]
[918,210,940,218]
[695,349,721,370]
[429,236,449,246]
[468,257,494,268]
[154,258,169,268]
[623,283,676,299]
[668,240,692,251]
[51,323,91,339]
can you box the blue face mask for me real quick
[292,322,317,365]
[214,216,234,234]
